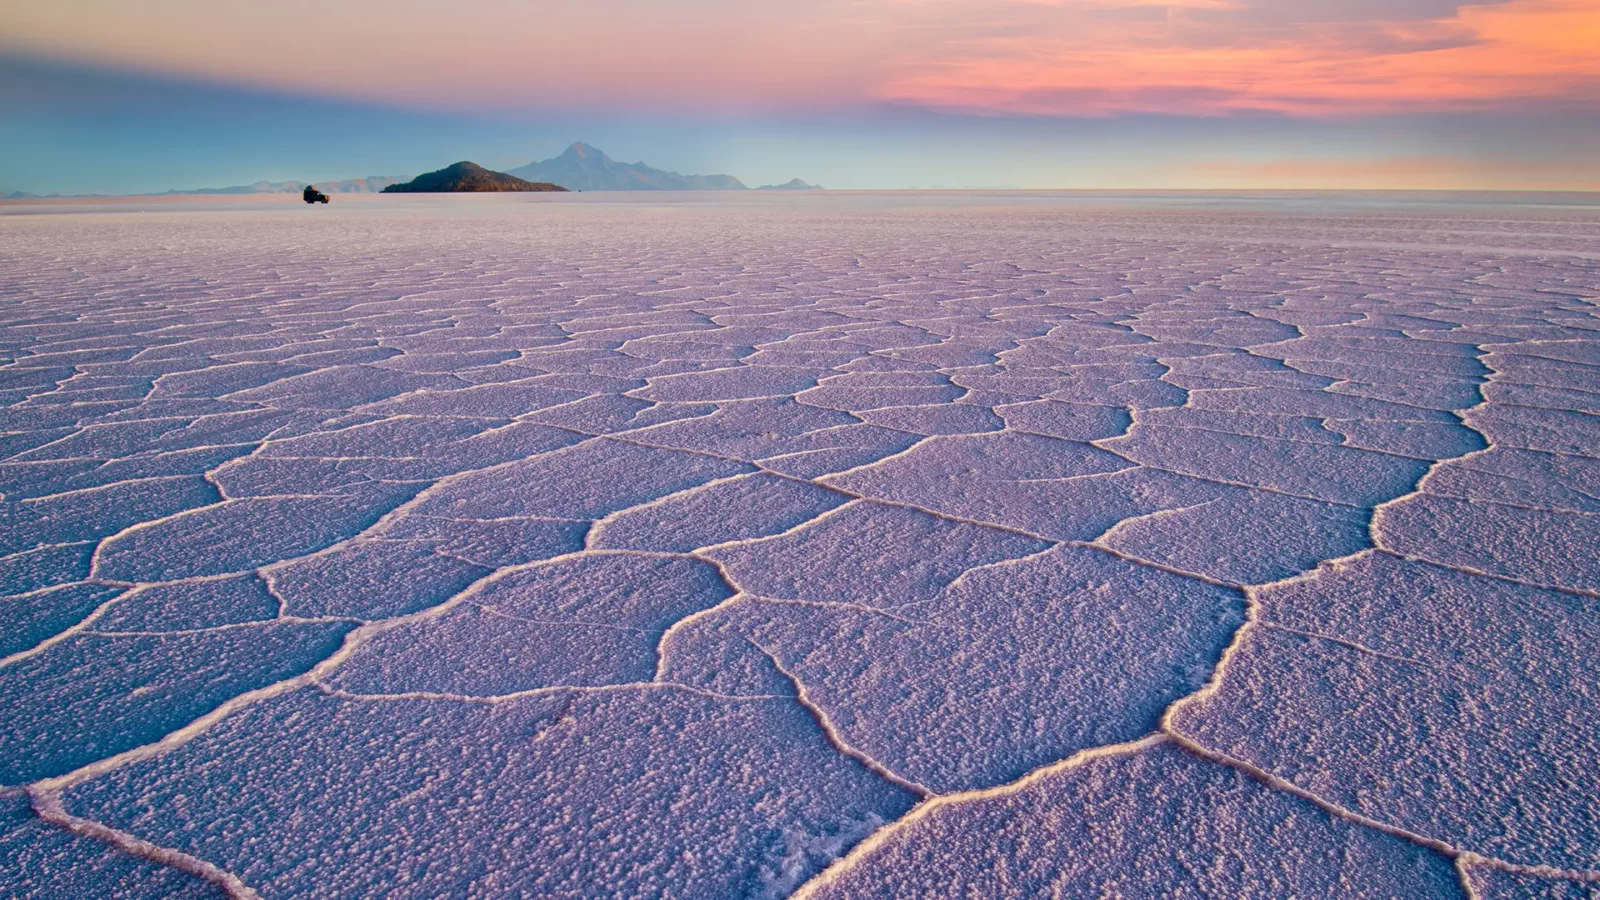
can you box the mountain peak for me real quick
[510,144,748,191]
[564,142,607,161]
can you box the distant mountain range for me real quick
[2,144,820,198]
[0,176,403,200]
[758,178,824,191]
[382,162,566,193]
[508,143,813,192]
[170,176,404,195]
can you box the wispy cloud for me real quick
[3,0,1597,191]
[877,0,1600,115]
[3,0,1596,117]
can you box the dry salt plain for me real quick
[1,191,1598,899]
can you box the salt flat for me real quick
[1,191,1598,898]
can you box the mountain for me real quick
[166,176,404,195]
[381,162,567,193]
[757,178,824,191]
[319,176,405,193]
[176,181,300,195]
[2,177,404,199]
[508,143,747,191]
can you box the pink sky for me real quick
[6,0,1598,117]
[4,0,1598,191]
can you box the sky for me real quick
[2,0,1598,193]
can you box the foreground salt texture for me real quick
[1,193,1597,898]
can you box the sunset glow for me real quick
[2,0,1597,191]
[883,0,1600,116]
[6,0,1599,116]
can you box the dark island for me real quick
[382,162,568,193]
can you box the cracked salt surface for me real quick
[2,192,1598,898]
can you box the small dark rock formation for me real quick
[382,162,568,193]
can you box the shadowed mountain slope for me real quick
[382,162,567,193]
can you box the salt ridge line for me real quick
[27,789,260,900]
[1163,336,1600,885]
[789,734,1170,900]
[27,543,618,794]
[749,639,936,801]
[6,199,1593,890]
[794,308,1598,894]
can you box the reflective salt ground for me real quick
[1,191,1598,898]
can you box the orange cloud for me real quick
[2,0,1596,117]
[878,0,1600,115]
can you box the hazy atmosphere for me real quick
[4,0,1599,193]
